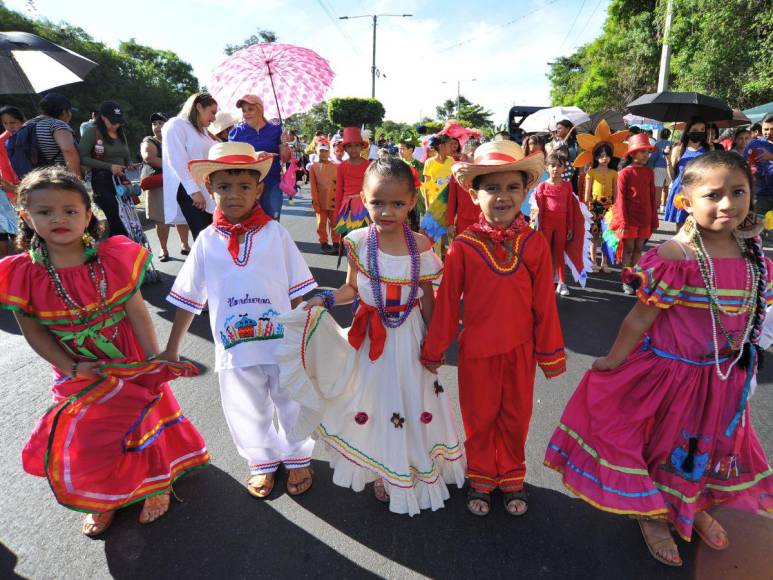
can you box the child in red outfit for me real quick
[421,141,566,517]
[534,152,575,296]
[334,127,371,236]
[612,133,658,294]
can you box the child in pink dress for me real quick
[545,151,773,567]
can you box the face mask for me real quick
[688,131,706,142]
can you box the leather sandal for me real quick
[82,511,115,537]
[139,491,171,524]
[373,478,390,503]
[694,512,730,550]
[466,488,491,517]
[246,473,275,498]
[638,520,683,567]
[503,490,528,516]
[287,467,313,496]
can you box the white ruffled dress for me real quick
[276,227,466,515]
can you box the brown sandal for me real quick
[82,511,115,536]
[247,473,275,498]
[694,511,730,550]
[638,520,683,567]
[373,478,390,503]
[287,467,313,496]
[139,491,171,524]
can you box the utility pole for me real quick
[442,78,477,120]
[657,0,674,92]
[339,13,412,98]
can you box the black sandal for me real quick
[466,488,491,517]
[503,490,528,516]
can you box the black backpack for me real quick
[6,118,48,178]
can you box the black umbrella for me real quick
[575,110,626,133]
[626,91,733,123]
[0,31,97,95]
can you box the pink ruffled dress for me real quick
[544,248,773,541]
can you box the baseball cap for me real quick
[150,112,168,123]
[99,101,126,125]
[39,92,73,112]
[236,94,263,108]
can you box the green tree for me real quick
[0,2,200,159]
[547,0,773,112]
[435,96,493,128]
[284,101,339,142]
[327,97,385,128]
[224,29,278,56]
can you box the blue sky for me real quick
[8,0,610,125]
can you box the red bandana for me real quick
[469,213,528,260]
[213,205,271,261]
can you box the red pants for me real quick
[316,209,340,245]
[540,211,566,283]
[458,343,536,493]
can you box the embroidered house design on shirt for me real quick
[220,308,284,349]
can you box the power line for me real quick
[438,0,561,53]
[570,0,605,49]
[559,0,588,49]
[315,0,360,52]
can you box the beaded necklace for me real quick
[689,228,758,380]
[367,223,420,329]
[41,242,117,340]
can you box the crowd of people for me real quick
[0,89,772,569]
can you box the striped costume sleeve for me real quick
[167,239,207,315]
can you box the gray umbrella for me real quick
[575,110,626,133]
[0,31,97,95]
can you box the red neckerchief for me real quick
[468,213,528,260]
[213,205,271,261]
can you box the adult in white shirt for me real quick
[162,92,218,238]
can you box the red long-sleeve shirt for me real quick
[535,180,575,233]
[446,176,480,226]
[421,225,566,377]
[334,159,369,219]
[614,165,658,231]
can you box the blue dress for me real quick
[663,147,705,223]
[0,190,16,235]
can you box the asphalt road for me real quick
[1,186,771,579]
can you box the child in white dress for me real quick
[277,157,466,515]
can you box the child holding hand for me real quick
[276,157,465,516]
[545,151,773,567]
[421,141,566,517]
[164,142,317,499]
[0,166,208,536]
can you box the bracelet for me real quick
[316,290,335,310]
[70,360,79,377]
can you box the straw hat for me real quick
[452,140,545,192]
[188,142,274,183]
[625,133,656,157]
[210,110,239,136]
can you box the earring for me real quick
[735,212,764,239]
[682,213,697,239]
[82,232,97,260]
[29,232,43,264]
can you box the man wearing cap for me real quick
[229,94,291,220]
[29,92,80,177]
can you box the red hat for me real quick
[342,127,366,147]
[625,133,655,157]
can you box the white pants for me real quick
[218,364,314,475]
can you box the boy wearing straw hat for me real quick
[162,141,317,499]
[421,140,566,517]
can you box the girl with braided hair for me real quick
[545,151,773,567]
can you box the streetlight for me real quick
[442,78,478,119]
[339,13,413,98]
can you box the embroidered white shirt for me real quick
[167,220,317,370]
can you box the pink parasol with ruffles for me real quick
[209,43,334,124]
